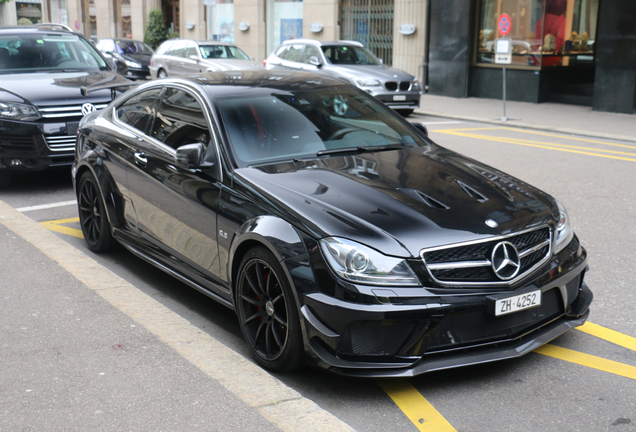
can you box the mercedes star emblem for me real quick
[491,241,520,280]
[81,103,97,116]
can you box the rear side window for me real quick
[285,44,303,62]
[301,45,321,64]
[116,88,164,133]
[149,87,211,150]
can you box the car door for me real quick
[176,41,203,74]
[126,85,225,288]
[163,41,186,75]
[109,87,165,231]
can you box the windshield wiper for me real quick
[316,144,412,157]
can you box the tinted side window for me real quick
[301,45,321,63]
[185,43,198,58]
[116,88,164,133]
[149,88,210,150]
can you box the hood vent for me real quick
[456,180,488,203]
[398,188,449,209]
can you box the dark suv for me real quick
[0,25,131,187]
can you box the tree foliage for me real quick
[144,9,169,50]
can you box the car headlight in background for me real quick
[124,60,142,69]
[0,101,41,121]
[356,79,382,87]
[320,237,421,286]
[554,200,574,253]
[412,78,421,90]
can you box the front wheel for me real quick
[77,171,116,252]
[235,247,304,372]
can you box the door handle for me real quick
[134,151,147,165]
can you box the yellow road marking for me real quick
[377,379,456,432]
[39,217,83,239]
[434,129,636,162]
[577,322,636,352]
[535,344,636,380]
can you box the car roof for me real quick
[0,26,74,36]
[279,39,364,47]
[158,38,237,47]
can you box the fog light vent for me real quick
[338,321,415,357]
[10,159,22,167]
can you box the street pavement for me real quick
[0,96,634,431]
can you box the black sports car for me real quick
[72,70,592,377]
[0,25,132,188]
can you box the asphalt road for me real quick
[1,114,634,431]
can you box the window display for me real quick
[476,0,598,68]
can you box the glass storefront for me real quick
[207,0,235,43]
[49,0,69,26]
[16,1,43,25]
[476,0,599,68]
[266,0,303,55]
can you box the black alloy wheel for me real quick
[77,171,115,252]
[236,247,303,372]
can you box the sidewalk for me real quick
[415,94,636,143]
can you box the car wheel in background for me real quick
[235,247,304,372]
[396,109,414,117]
[158,69,168,78]
[77,171,116,252]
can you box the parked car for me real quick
[96,38,154,80]
[149,39,261,79]
[0,25,132,188]
[73,70,592,377]
[265,39,421,116]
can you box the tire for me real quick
[77,171,116,252]
[0,170,11,189]
[235,247,304,372]
[157,69,168,79]
[397,109,414,117]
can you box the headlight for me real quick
[0,101,41,121]
[356,79,381,87]
[554,200,574,253]
[412,78,421,89]
[320,237,420,286]
[124,60,142,68]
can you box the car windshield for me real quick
[199,45,250,60]
[217,87,423,167]
[115,40,153,55]
[0,33,109,73]
[320,45,382,65]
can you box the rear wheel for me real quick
[77,171,115,252]
[235,247,303,372]
[157,69,168,79]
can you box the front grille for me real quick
[338,320,416,357]
[0,135,37,152]
[421,226,552,286]
[39,103,108,119]
[45,135,76,152]
[384,81,412,92]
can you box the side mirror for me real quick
[113,58,128,75]
[410,122,428,137]
[175,143,205,167]
[309,56,322,67]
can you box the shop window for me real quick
[121,0,131,39]
[207,0,234,43]
[266,0,303,55]
[48,0,69,26]
[476,0,599,68]
[16,2,43,25]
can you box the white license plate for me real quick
[393,95,406,101]
[495,290,541,316]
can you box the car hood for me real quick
[116,52,152,66]
[235,145,556,257]
[325,64,414,82]
[200,59,263,71]
[0,70,127,106]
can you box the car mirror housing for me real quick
[309,56,322,67]
[113,58,128,75]
[410,122,428,136]
[175,142,205,168]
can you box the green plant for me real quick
[144,9,169,50]
[18,18,34,26]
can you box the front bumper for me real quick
[123,67,151,80]
[299,239,591,377]
[0,119,77,172]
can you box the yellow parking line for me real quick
[377,379,456,432]
[535,344,636,380]
[39,217,83,239]
[577,322,636,352]
[435,130,636,162]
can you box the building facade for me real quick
[1,0,633,114]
